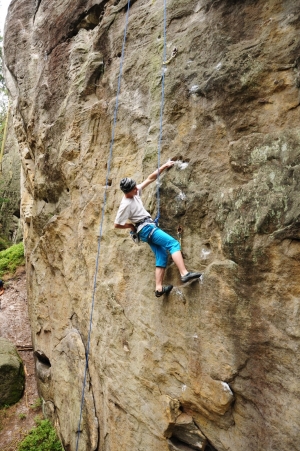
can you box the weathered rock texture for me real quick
[3,0,300,450]
[0,337,25,406]
[0,110,22,244]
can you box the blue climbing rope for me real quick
[75,1,131,449]
[154,0,167,226]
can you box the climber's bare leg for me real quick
[155,267,165,291]
[171,250,188,277]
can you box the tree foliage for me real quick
[17,418,64,451]
[0,242,25,276]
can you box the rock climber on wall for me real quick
[114,161,201,297]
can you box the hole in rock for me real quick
[13,209,20,218]
[70,312,80,331]
[34,350,51,368]
[168,437,199,450]
[168,414,218,451]
[168,437,218,451]
[205,443,218,451]
[67,2,108,39]
[171,156,190,163]
[171,155,182,161]
[78,4,105,31]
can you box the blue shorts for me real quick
[138,224,181,268]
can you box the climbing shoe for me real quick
[181,272,202,283]
[155,285,173,297]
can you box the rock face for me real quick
[0,110,22,245]
[3,0,300,450]
[0,337,25,406]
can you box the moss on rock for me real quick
[0,338,25,407]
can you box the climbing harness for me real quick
[131,218,157,244]
[131,217,154,243]
[135,217,154,228]
[75,1,131,450]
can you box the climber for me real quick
[114,161,201,297]
[0,280,4,296]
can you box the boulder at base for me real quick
[0,337,25,407]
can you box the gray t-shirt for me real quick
[114,188,151,232]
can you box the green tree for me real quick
[0,242,25,275]
[17,418,63,451]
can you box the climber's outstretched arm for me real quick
[138,161,174,190]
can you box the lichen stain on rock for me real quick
[3,0,300,450]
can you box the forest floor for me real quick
[0,267,42,451]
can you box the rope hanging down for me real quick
[75,1,131,449]
[154,0,167,225]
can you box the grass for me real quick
[0,242,25,278]
[17,417,63,451]
[0,404,10,432]
[30,398,42,410]
[0,404,18,436]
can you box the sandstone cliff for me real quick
[0,110,22,244]
[3,0,300,450]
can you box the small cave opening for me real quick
[205,443,218,451]
[34,350,51,368]
[13,208,20,219]
[75,3,107,33]
[168,437,197,450]
[168,437,218,451]
[167,414,219,451]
